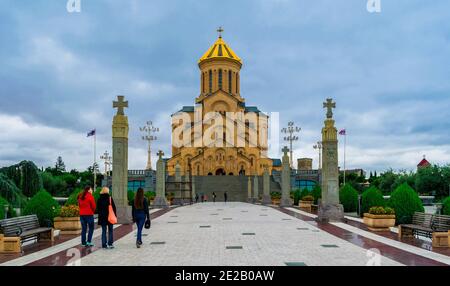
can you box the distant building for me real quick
[417,156,431,170]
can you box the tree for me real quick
[55,156,66,173]
[415,165,445,198]
[0,161,42,198]
[339,184,359,212]
[388,183,424,225]
[377,170,397,195]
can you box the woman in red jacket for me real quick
[78,186,96,247]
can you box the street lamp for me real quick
[100,151,112,176]
[313,141,322,170]
[140,121,159,170]
[281,121,301,168]
[3,204,9,219]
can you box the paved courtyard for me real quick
[2,202,449,266]
[79,202,401,266]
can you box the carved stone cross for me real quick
[282,146,289,156]
[113,95,128,115]
[323,98,336,119]
[157,150,164,159]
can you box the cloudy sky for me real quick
[1,0,449,174]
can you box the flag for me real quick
[339,129,346,135]
[87,129,96,137]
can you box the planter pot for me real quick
[54,217,82,235]
[299,200,313,211]
[271,198,281,205]
[363,213,396,232]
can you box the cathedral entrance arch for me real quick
[215,168,226,176]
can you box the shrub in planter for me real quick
[0,196,15,219]
[57,205,80,217]
[144,191,156,202]
[312,185,321,204]
[368,206,395,215]
[388,183,424,225]
[361,186,385,215]
[339,184,358,212]
[128,190,135,206]
[293,189,302,205]
[301,195,314,202]
[23,190,60,226]
[442,197,450,216]
[270,192,281,199]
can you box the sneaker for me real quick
[136,242,141,248]
[108,245,115,249]
[81,243,87,247]
[102,246,108,249]
[86,242,95,247]
[138,241,143,245]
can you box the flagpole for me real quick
[94,130,97,190]
[343,129,346,186]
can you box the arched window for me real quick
[228,70,232,93]
[197,165,200,175]
[218,69,223,90]
[209,70,212,93]
[202,72,205,93]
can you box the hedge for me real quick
[388,183,424,225]
[339,184,358,212]
[361,186,385,215]
[442,197,450,216]
[23,190,60,226]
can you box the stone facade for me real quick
[166,35,276,177]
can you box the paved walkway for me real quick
[80,202,402,266]
[2,202,448,266]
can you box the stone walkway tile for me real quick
[223,218,233,220]
[285,262,307,266]
[297,228,309,230]
[321,244,339,248]
[242,233,255,236]
[150,242,166,245]
[167,221,178,224]
[200,226,211,228]
[226,246,243,249]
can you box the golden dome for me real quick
[198,36,242,66]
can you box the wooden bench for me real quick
[0,215,53,253]
[399,212,450,247]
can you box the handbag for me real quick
[144,218,151,229]
[108,197,117,225]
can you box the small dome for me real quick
[198,36,242,66]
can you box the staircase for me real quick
[193,176,281,202]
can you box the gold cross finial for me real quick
[217,26,224,38]
[113,95,128,115]
[323,98,336,119]
[157,150,164,159]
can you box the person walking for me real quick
[78,186,96,247]
[212,192,217,203]
[132,188,150,248]
[224,191,228,204]
[201,194,204,203]
[96,187,117,249]
[195,193,199,203]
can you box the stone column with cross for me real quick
[262,166,271,205]
[154,150,168,208]
[253,173,259,203]
[112,95,133,224]
[317,98,344,222]
[247,175,252,203]
[280,146,292,207]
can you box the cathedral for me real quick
[166,32,280,176]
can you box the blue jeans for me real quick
[80,215,94,245]
[135,212,146,243]
[101,223,114,247]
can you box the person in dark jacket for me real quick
[132,188,150,248]
[212,192,217,203]
[224,192,228,203]
[78,186,96,247]
[97,187,117,249]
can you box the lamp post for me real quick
[281,121,301,168]
[100,150,112,176]
[140,121,159,170]
[313,141,322,170]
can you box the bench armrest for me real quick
[16,226,23,236]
